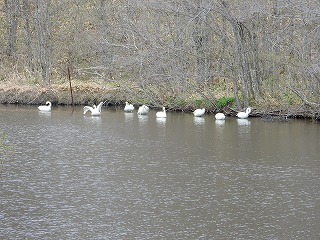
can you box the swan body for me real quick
[215,113,225,120]
[83,102,104,116]
[193,108,205,117]
[138,105,150,115]
[236,107,252,119]
[124,102,134,112]
[38,101,52,111]
[156,107,166,118]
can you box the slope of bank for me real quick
[0,82,319,121]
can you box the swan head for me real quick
[45,101,51,106]
[162,107,166,111]
[246,107,252,114]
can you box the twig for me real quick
[67,65,74,111]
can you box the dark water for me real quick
[1,105,319,239]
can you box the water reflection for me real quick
[156,117,166,125]
[236,118,251,126]
[215,119,225,125]
[83,115,102,124]
[193,116,205,125]
[38,111,51,117]
[124,112,134,122]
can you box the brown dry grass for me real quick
[0,81,119,105]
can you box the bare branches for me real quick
[290,88,320,108]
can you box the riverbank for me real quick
[0,82,319,121]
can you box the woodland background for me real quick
[1,0,320,115]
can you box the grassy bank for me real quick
[0,80,319,120]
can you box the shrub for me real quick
[216,97,235,109]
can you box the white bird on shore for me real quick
[156,107,166,118]
[215,113,226,120]
[38,101,52,112]
[83,102,104,116]
[124,102,134,112]
[138,105,150,115]
[236,107,252,119]
[193,108,205,117]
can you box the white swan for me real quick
[215,113,225,120]
[156,107,166,118]
[236,107,252,119]
[193,108,205,117]
[138,105,149,115]
[38,101,52,111]
[83,102,104,116]
[124,102,134,112]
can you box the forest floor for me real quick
[0,81,319,121]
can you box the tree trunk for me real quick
[35,0,52,85]
[5,0,20,58]
[22,0,34,71]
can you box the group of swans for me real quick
[193,107,252,120]
[193,108,226,120]
[124,102,165,118]
[38,101,252,119]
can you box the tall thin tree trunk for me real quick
[22,0,34,71]
[35,0,51,85]
[6,0,20,58]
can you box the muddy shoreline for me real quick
[0,84,319,121]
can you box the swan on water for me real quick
[156,107,167,118]
[138,105,150,115]
[124,102,134,112]
[215,113,226,120]
[38,101,52,111]
[236,107,252,119]
[83,102,104,116]
[193,108,205,117]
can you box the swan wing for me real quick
[194,108,205,117]
[124,104,134,112]
[156,111,166,118]
[237,112,248,118]
[215,113,225,120]
[83,106,93,114]
[38,106,50,111]
[138,105,149,115]
[96,102,104,112]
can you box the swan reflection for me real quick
[84,115,102,124]
[124,112,134,122]
[215,119,225,126]
[194,117,205,125]
[38,111,51,117]
[156,117,166,125]
[236,119,251,126]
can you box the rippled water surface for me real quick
[1,105,320,239]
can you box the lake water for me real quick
[1,105,319,239]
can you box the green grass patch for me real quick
[216,97,235,109]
